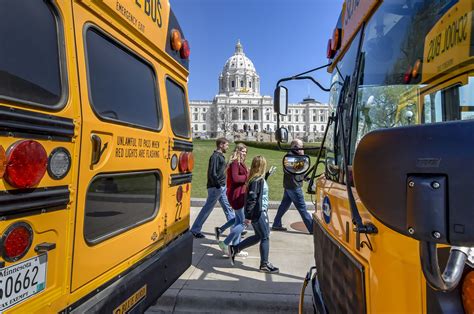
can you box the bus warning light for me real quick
[180,40,190,59]
[170,29,182,51]
[411,59,422,79]
[178,152,189,172]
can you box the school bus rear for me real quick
[0,1,193,312]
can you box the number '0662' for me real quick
[136,0,162,28]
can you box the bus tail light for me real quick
[411,59,422,79]
[0,145,6,177]
[331,28,341,51]
[4,140,47,189]
[187,152,194,172]
[462,271,474,313]
[170,29,182,51]
[327,39,335,59]
[404,66,412,84]
[180,40,190,59]
[1,222,33,262]
[176,185,183,203]
[178,152,189,172]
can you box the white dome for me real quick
[219,40,260,96]
[222,41,257,74]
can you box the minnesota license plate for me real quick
[0,254,47,311]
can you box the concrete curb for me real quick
[191,198,313,210]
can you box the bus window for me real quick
[424,77,474,122]
[84,171,160,244]
[0,1,63,108]
[86,28,161,130]
[352,1,449,150]
[166,78,190,138]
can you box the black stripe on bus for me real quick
[170,173,192,186]
[172,139,193,152]
[0,186,70,218]
[0,106,74,142]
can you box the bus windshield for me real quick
[353,0,469,145]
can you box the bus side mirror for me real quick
[275,127,288,143]
[274,86,288,115]
[353,120,474,291]
[283,153,311,175]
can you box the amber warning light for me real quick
[170,29,190,60]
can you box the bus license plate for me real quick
[0,254,47,311]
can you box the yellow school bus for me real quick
[0,1,193,312]
[274,0,474,313]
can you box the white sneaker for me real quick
[236,250,248,257]
[218,241,228,254]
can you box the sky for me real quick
[171,0,344,104]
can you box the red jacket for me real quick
[226,160,248,210]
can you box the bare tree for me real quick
[218,106,234,138]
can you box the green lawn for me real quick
[191,140,316,201]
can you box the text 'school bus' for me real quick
[0,1,194,312]
[273,0,474,313]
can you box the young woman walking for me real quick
[216,143,249,257]
[228,155,279,273]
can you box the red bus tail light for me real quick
[2,222,33,262]
[4,140,48,189]
[179,152,189,172]
[176,185,183,203]
[0,145,6,177]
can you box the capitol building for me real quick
[190,41,329,141]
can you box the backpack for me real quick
[244,178,264,221]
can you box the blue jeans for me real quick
[273,187,313,233]
[223,208,245,246]
[235,210,270,265]
[191,186,235,234]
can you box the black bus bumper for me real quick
[64,231,193,313]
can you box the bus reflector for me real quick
[176,185,183,203]
[187,152,194,172]
[2,222,33,262]
[171,154,178,170]
[180,40,190,59]
[5,140,47,189]
[0,145,6,177]
[171,29,182,51]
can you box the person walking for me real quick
[190,138,235,239]
[271,139,313,234]
[228,156,279,273]
[217,144,249,257]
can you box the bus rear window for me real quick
[84,172,160,244]
[166,78,190,138]
[86,28,161,130]
[0,2,62,107]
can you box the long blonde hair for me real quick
[228,143,247,166]
[247,155,267,183]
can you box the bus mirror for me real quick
[275,127,288,143]
[353,120,474,247]
[274,86,288,115]
[283,154,311,175]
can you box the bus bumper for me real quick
[64,231,193,313]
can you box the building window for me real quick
[232,108,238,120]
[193,113,198,120]
[295,116,299,122]
[288,116,292,122]
[321,125,324,132]
[266,124,270,130]
[313,115,316,122]
[203,124,206,131]
[296,126,299,131]
[313,125,317,131]
[252,109,258,120]
[240,81,244,87]
[242,109,249,120]
[320,115,324,122]
[194,124,198,131]
[166,78,190,137]
[303,125,306,131]
[231,81,235,87]
[249,82,252,88]
[266,113,270,120]
[201,113,205,120]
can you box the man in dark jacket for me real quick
[271,139,313,233]
[190,138,235,238]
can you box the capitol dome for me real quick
[219,40,260,96]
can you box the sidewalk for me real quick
[147,206,315,313]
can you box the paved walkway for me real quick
[147,206,315,313]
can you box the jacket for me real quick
[226,160,248,209]
[283,151,304,189]
[244,177,264,221]
[206,150,226,188]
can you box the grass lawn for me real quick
[191,140,316,201]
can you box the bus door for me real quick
[71,2,166,291]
